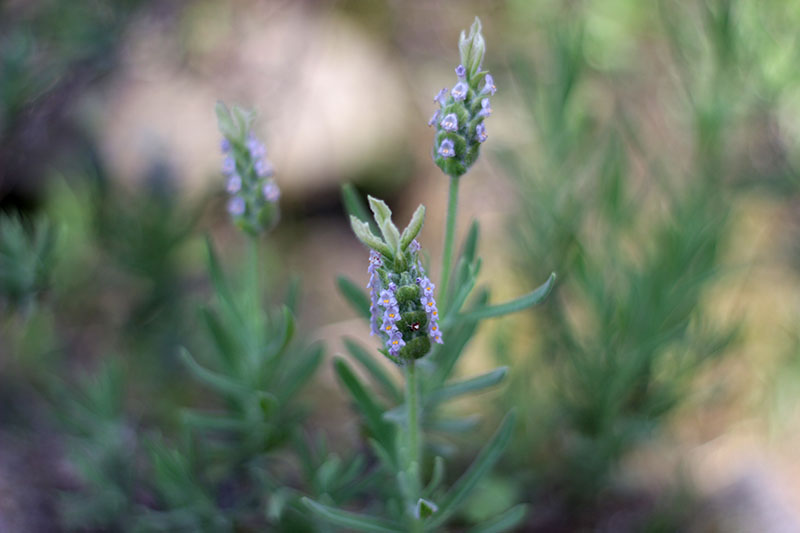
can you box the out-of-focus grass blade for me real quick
[467,504,528,533]
[458,272,556,322]
[277,343,324,404]
[302,497,404,533]
[200,308,238,371]
[205,236,242,322]
[429,415,480,433]
[423,456,446,498]
[334,358,394,448]
[344,337,401,403]
[337,276,371,320]
[428,367,508,405]
[181,409,251,432]
[341,183,379,236]
[429,411,516,528]
[179,348,247,398]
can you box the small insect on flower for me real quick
[451,81,468,102]
[410,322,421,332]
[438,139,455,158]
[440,113,458,132]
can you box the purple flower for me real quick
[409,240,421,253]
[226,174,242,194]
[382,305,400,326]
[227,196,246,216]
[247,134,266,158]
[455,64,466,79]
[387,332,406,355]
[222,156,236,175]
[451,81,468,102]
[434,88,448,105]
[440,113,458,132]
[254,158,274,177]
[430,323,443,344]
[438,139,455,158]
[263,180,280,202]
[476,122,488,143]
[478,98,492,117]
[481,74,496,96]
[379,289,397,308]
[367,251,382,335]
[428,109,441,127]
[221,138,231,153]
[421,295,437,314]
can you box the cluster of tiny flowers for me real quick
[379,284,405,356]
[429,64,496,178]
[366,239,442,361]
[367,250,382,335]
[220,131,280,233]
[418,276,443,344]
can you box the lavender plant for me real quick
[138,104,323,530]
[305,18,555,532]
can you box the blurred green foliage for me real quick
[2,0,800,531]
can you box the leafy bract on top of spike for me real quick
[350,196,441,362]
[430,17,495,178]
[216,101,280,236]
[350,196,426,262]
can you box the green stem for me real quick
[439,175,460,314]
[405,361,423,532]
[246,235,261,357]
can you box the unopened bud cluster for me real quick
[216,102,280,235]
[351,197,443,363]
[429,17,495,178]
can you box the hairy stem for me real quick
[405,360,423,532]
[439,175,460,314]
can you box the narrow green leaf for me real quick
[415,498,438,519]
[467,504,528,533]
[214,101,236,139]
[446,258,480,321]
[276,344,323,404]
[334,358,394,448]
[423,456,446,497]
[341,183,374,228]
[337,277,371,320]
[430,411,517,528]
[429,416,480,433]
[303,498,404,533]
[200,308,238,371]
[458,272,556,322]
[205,236,242,322]
[367,195,393,228]
[344,337,401,402]
[179,348,247,398]
[381,219,401,256]
[181,409,251,432]
[460,220,480,265]
[351,216,393,258]
[399,204,426,251]
[428,367,508,405]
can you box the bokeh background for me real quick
[2,0,800,531]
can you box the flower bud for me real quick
[430,17,494,178]
[215,102,281,235]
